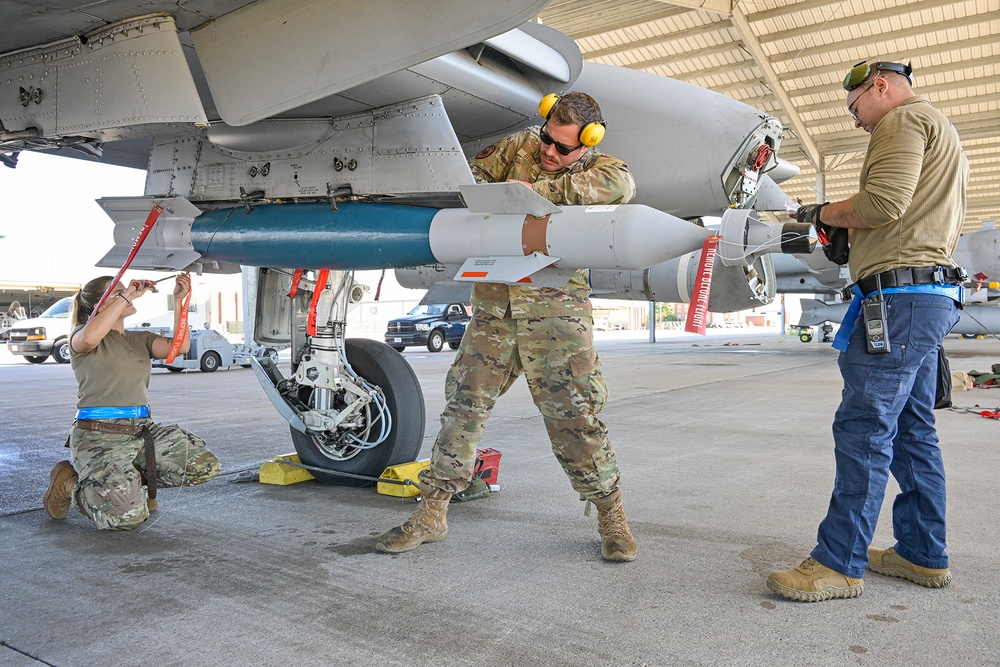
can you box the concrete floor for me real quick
[2,330,999,666]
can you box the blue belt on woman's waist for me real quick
[832,283,964,352]
[75,405,150,420]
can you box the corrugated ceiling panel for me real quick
[543,0,999,227]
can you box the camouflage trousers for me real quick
[69,418,220,530]
[419,310,620,500]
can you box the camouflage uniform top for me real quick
[70,325,159,408]
[468,126,637,319]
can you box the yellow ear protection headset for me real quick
[538,93,606,147]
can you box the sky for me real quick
[0,151,417,319]
[0,152,148,283]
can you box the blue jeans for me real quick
[811,292,959,578]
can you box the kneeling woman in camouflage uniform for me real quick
[42,274,220,530]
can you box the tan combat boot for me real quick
[867,546,952,588]
[592,489,637,562]
[767,557,864,602]
[42,460,78,519]
[375,483,451,553]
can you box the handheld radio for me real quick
[862,275,889,354]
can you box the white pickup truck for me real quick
[5,297,73,364]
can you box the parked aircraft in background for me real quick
[0,0,814,481]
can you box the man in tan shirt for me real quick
[767,60,969,601]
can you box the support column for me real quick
[648,301,656,343]
[816,156,826,204]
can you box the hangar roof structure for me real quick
[539,0,999,231]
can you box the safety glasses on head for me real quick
[539,124,584,156]
[843,60,913,91]
[848,83,875,121]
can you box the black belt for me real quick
[847,266,967,299]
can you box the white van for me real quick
[6,297,73,364]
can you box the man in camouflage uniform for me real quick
[377,91,639,561]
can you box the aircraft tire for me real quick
[290,338,425,486]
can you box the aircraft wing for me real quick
[0,0,557,170]
[3,0,804,295]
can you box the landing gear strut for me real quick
[250,269,426,484]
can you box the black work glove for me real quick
[795,202,826,225]
[796,203,850,266]
[820,226,850,265]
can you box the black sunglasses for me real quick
[539,125,583,156]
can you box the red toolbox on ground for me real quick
[474,448,502,485]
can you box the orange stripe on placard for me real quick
[517,277,533,283]
[461,272,490,278]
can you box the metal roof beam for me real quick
[759,0,969,45]
[649,0,734,17]
[775,36,1000,83]
[817,116,1000,154]
[964,196,1000,208]
[728,4,821,168]
[770,13,994,63]
[709,78,769,93]
[582,18,733,59]
[669,58,760,80]
[788,54,1000,104]
[627,42,743,71]
[543,3,693,41]
[743,0,847,23]
[807,98,1000,130]
[797,80,1000,114]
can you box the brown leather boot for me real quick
[592,489,638,562]
[375,483,451,553]
[42,460,78,519]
